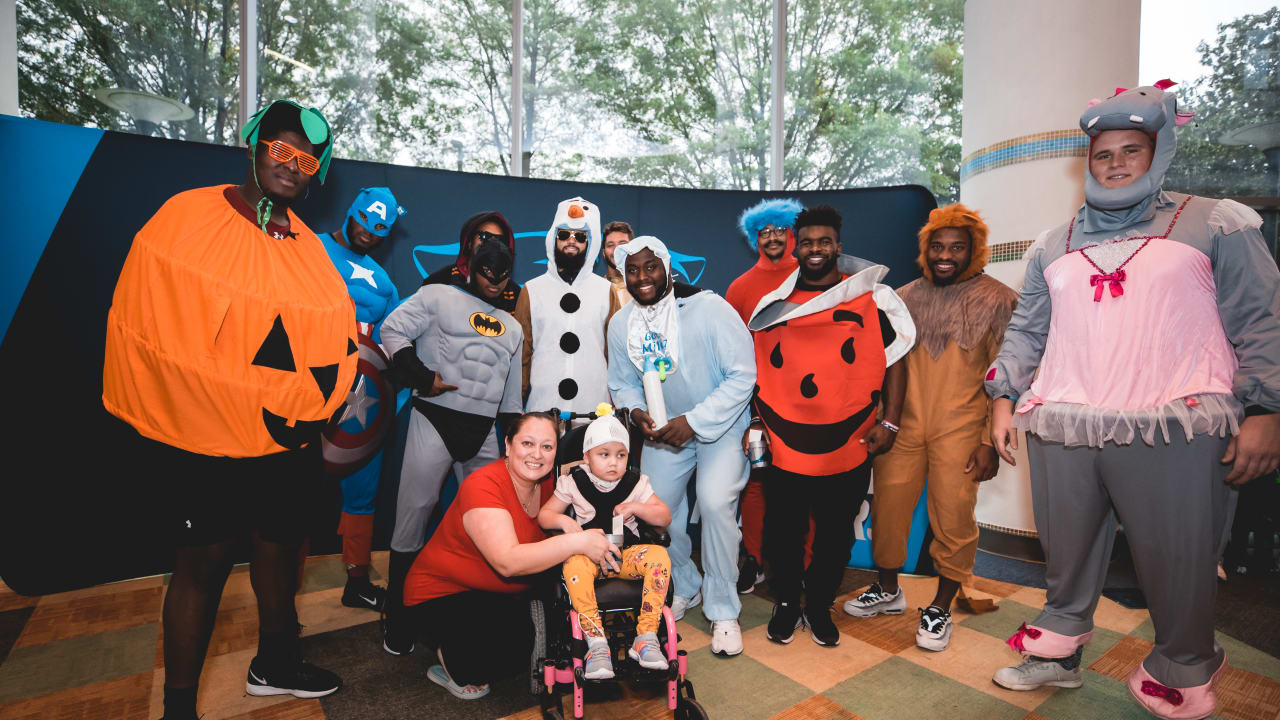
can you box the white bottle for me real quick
[642,355,669,428]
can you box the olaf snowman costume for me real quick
[515,197,621,413]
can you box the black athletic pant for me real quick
[763,460,872,608]
[409,590,534,686]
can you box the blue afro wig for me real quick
[738,198,805,251]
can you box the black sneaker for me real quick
[381,609,414,656]
[805,606,840,647]
[737,554,766,594]
[342,577,387,611]
[766,602,804,644]
[245,656,341,699]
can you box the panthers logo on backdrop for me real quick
[469,312,505,337]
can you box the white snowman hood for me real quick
[543,196,603,288]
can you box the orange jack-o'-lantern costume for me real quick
[103,185,358,458]
[869,204,1016,612]
[748,255,915,608]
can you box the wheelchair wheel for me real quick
[675,699,709,720]
[529,597,547,695]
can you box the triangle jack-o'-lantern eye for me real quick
[252,315,296,372]
[310,363,339,403]
[347,337,358,355]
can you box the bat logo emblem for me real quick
[469,312,506,337]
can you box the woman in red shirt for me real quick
[399,412,621,699]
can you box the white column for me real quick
[1,0,17,116]
[961,0,1140,535]
[770,0,785,190]
[238,0,258,131]
[510,0,524,177]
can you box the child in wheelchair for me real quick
[537,414,673,681]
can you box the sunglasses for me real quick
[474,230,507,244]
[556,229,588,244]
[261,140,320,175]
[757,225,788,238]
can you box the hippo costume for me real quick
[985,83,1280,717]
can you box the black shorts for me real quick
[142,434,322,547]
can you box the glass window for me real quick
[1144,1,1280,260]
[784,0,963,201]
[520,0,774,189]
[258,0,514,171]
[17,0,240,144]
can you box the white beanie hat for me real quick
[583,415,629,453]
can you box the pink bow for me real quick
[1090,269,1126,301]
[1141,680,1184,706]
[1006,623,1042,653]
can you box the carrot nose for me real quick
[568,205,584,219]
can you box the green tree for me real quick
[1165,8,1280,199]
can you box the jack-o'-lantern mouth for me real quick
[754,389,881,455]
[262,408,328,450]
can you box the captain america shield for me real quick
[322,333,394,476]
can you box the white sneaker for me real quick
[992,653,1084,691]
[710,620,743,656]
[842,583,906,618]
[671,590,702,622]
[915,606,953,652]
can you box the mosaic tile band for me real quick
[961,129,1089,181]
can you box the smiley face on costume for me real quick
[753,292,896,473]
[250,311,359,450]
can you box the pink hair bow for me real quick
[1140,680,1184,706]
[1006,623,1042,653]
[1090,269,1126,301]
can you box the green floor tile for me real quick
[299,555,350,594]
[958,598,1040,641]
[823,656,1025,720]
[1216,629,1280,679]
[1130,619,1155,642]
[0,622,158,704]
[681,645,814,720]
[682,591,775,635]
[1082,626,1126,669]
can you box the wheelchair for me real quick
[528,407,708,720]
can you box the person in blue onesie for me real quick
[607,235,756,658]
[321,187,404,611]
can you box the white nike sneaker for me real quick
[915,606,953,652]
[710,620,743,656]
[671,590,702,622]
[842,583,906,618]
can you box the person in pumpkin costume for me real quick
[843,203,1016,652]
[745,205,916,649]
[985,84,1280,718]
[422,211,519,312]
[103,100,356,718]
[607,236,756,657]
[726,197,813,594]
[378,237,525,656]
[320,187,406,613]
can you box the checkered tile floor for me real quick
[1,553,1276,719]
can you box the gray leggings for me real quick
[390,411,499,554]
[1026,426,1231,688]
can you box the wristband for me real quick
[878,419,900,434]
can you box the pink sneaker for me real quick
[1126,660,1225,720]
[1005,623,1091,658]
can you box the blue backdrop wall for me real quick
[0,116,936,594]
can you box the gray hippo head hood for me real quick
[1078,80,1193,232]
